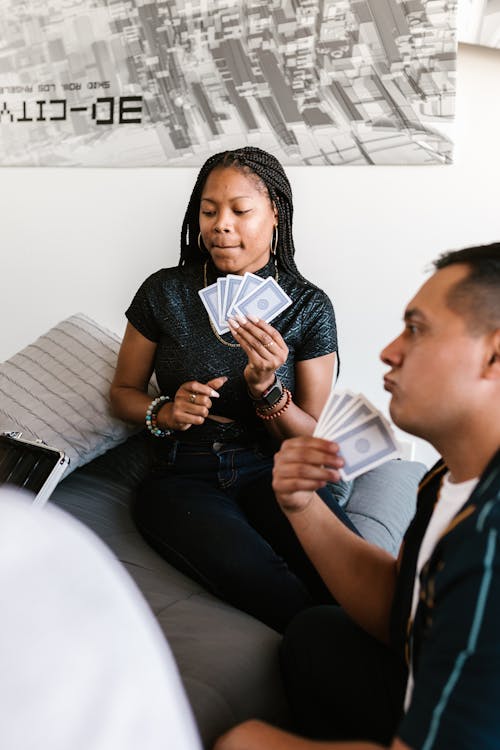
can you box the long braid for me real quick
[179,147,308,284]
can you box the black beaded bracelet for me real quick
[145,395,173,437]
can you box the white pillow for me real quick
[0,314,139,475]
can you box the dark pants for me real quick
[281,606,407,743]
[132,439,359,633]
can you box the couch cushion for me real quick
[157,594,289,747]
[345,458,427,555]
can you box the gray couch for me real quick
[50,431,426,749]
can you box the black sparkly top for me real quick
[126,257,337,445]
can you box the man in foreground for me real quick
[214,243,500,750]
[0,486,202,750]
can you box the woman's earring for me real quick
[198,232,207,253]
[271,225,278,255]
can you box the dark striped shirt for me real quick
[392,450,500,749]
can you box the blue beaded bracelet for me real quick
[145,395,173,437]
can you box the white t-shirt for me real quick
[404,472,479,710]
[0,487,203,750]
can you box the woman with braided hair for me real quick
[110,146,358,633]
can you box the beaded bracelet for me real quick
[255,388,292,421]
[145,395,173,437]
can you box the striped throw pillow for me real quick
[0,314,139,476]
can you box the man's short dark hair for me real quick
[433,243,500,334]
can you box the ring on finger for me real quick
[263,339,275,349]
[189,392,197,404]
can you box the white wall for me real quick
[1,43,499,467]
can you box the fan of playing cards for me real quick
[314,390,401,481]
[199,271,292,335]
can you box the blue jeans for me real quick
[132,439,359,633]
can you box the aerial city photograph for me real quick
[0,0,457,165]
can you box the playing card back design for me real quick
[314,390,400,480]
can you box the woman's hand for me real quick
[228,315,288,397]
[158,376,227,431]
[272,436,344,513]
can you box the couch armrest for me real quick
[345,459,427,555]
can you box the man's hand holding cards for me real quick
[314,390,400,480]
[199,271,292,333]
